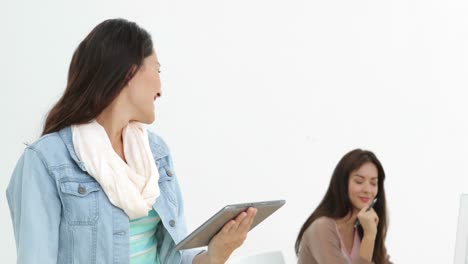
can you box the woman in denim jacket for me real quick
[6,18,257,264]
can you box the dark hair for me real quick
[42,18,154,135]
[295,149,389,264]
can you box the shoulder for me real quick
[24,132,69,167]
[302,217,338,243]
[147,130,171,160]
[27,132,64,153]
[306,217,336,233]
[8,133,65,191]
[147,130,168,149]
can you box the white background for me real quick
[2,0,468,263]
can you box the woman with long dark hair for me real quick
[6,18,256,264]
[296,149,392,264]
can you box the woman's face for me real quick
[348,162,379,211]
[125,52,161,124]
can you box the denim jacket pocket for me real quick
[59,180,100,225]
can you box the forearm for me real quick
[358,233,376,262]
[192,251,225,264]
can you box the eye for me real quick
[355,180,363,185]
[371,182,378,187]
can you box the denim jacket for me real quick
[6,126,200,264]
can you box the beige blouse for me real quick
[297,217,390,264]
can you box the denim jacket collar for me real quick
[58,127,87,172]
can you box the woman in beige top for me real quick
[296,149,392,264]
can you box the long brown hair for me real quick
[42,18,154,135]
[295,149,389,263]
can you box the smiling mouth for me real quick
[359,197,370,203]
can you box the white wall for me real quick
[2,0,468,263]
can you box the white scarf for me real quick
[71,120,160,219]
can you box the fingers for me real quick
[223,208,258,234]
[221,219,236,234]
[360,207,377,217]
[211,207,258,258]
[370,209,379,224]
[238,208,257,233]
[232,211,248,231]
[357,205,368,217]
[358,208,379,223]
[368,208,379,219]
[361,208,379,226]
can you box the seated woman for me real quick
[295,149,392,264]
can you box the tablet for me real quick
[175,200,285,251]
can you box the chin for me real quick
[144,116,155,124]
[352,201,366,211]
[134,113,155,124]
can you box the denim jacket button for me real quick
[166,169,173,177]
[78,186,86,194]
[169,220,176,227]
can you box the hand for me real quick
[357,206,379,237]
[206,207,257,264]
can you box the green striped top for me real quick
[129,208,161,264]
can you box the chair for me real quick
[228,250,286,264]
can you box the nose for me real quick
[363,183,371,194]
